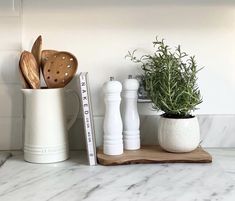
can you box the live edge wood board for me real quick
[97,145,212,166]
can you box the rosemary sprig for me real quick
[126,37,203,118]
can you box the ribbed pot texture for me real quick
[158,116,200,153]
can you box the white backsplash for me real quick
[0,0,235,150]
[69,115,235,150]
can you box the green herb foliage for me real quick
[126,37,203,118]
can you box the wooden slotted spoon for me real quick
[19,51,40,89]
[41,49,58,69]
[43,51,78,88]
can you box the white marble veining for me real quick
[0,150,235,201]
[198,115,235,147]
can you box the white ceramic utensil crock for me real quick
[22,88,79,163]
[158,116,200,153]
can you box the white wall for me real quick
[22,0,235,115]
[0,0,22,149]
[1,0,235,149]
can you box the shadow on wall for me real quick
[0,51,23,150]
[23,0,235,31]
[140,115,159,145]
[65,75,86,150]
[23,0,235,11]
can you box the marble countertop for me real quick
[0,149,235,201]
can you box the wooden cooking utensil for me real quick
[43,51,78,88]
[18,64,30,89]
[41,49,58,68]
[31,35,42,69]
[20,51,40,89]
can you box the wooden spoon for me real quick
[18,63,30,89]
[19,51,40,89]
[43,51,78,88]
[41,50,58,69]
[31,35,42,69]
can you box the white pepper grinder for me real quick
[103,77,123,155]
[122,75,140,150]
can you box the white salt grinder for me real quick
[103,77,123,155]
[122,75,140,150]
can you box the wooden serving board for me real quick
[97,145,212,166]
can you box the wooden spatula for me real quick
[43,51,78,88]
[31,35,42,69]
[41,49,58,69]
[20,51,40,89]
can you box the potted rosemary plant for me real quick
[126,37,203,153]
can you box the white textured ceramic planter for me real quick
[158,116,200,153]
